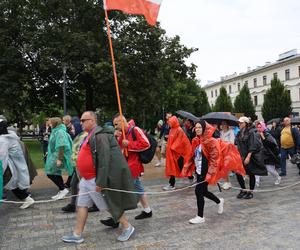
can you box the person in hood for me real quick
[62,111,137,243]
[235,117,267,199]
[0,115,35,209]
[183,120,245,224]
[163,116,194,191]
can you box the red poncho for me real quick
[192,122,245,185]
[165,116,194,177]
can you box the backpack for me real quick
[131,127,157,164]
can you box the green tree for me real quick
[213,86,233,112]
[234,84,256,120]
[262,78,292,122]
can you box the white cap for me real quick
[238,116,250,123]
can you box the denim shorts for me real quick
[133,177,145,196]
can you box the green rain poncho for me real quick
[45,124,73,176]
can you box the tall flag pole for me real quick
[103,0,128,156]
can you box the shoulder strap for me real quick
[130,126,137,141]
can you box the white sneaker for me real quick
[162,184,175,191]
[20,196,35,209]
[154,162,161,167]
[256,182,260,188]
[275,176,281,185]
[189,216,205,224]
[218,198,224,214]
[52,189,69,200]
[222,182,232,190]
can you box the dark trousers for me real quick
[195,167,220,217]
[280,147,300,174]
[42,142,48,163]
[12,188,29,200]
[47,175,65,190]
[236,173,255,190]
[169,157,194,187]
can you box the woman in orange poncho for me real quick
[163,116,194,191]
[185,120,245,224]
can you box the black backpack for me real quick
[131,127,157,164]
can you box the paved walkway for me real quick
[1,161,300,250]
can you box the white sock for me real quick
[73,232,81,237]
[143,207,151,213]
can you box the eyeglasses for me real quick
[80,119,92,123]
[113,123,118,127]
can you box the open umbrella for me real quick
[175,110,199,122]
[291,117,300,125]
[267,118,281,125]
[200,112,239,126]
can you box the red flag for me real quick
[104,0,162,26]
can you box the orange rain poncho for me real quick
[165,116,194,178]
[192,122,245,185]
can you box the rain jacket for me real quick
[45,124,73,176]
[165,116,194,177]
[89,126,138,222]
[192,122,245,185]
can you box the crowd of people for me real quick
[1,111,300,244]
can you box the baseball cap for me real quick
[238,116,250,124]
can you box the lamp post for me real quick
[62,65,67,115]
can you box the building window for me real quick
[211,90,213,98]
[245,80,248,87]
[273,72,278,79]
[215,89,217,97]
[253,78,257,88]
[298,66,300,77]
[287,90,291,98]
[285,69,290,80]
[263,76,267,85]
[229,85,232,94]
[299,88,300,100]
[254,96,258,106]
[238,82,241,91]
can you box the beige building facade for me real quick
[203,50,300,120]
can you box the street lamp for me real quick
[62,65,67,115]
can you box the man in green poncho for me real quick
[62,111,138,244]
[45,117,73,200]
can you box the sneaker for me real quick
[20,196,35,209]
[218,198,224,214]
[117,225,135,242]
[243,192,253,199]
[154,162,161,167]
[279,172,286,176]
[237,191,247,199]
[52,189,69,200]
[88,205,99,212]
[61,234,84,244]
[100,217,120,228]
[62,204,76,213]
[255,182,260,188]
[222,182,232,190]
[274,176,281,185]
[162,184,175,191]
[189,216,205,224]
[135,211,152,220]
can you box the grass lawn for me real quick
[23,139,45,169]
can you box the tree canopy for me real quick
[213,86,233,112]
[233,84,256,120]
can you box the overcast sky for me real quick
[158,0,300,86]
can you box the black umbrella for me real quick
[175,110,198,122]
[267,118,281,125]
[200,112,239,126]
[291,117,300,125]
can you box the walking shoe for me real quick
[255,182,260,188]
[100,217,120,228]
[243,192,253,199]
[88,205,99,212]
[135,211,152,220]
[274,176,281,185]
[217,198,224,214]
[279,172,286,176]
[162,184,175,191]
[20,196,35,209]
[117,225,135,242]
[61,234,84,244]
[237,191,247,199]
[52,189,69,200]
[62,204,76,213]
[154,162,161,167]
[221,182,232,190]
[189,216,205,224]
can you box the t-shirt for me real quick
[281,127,295,149]
[77,138,96,180]
[194,145,202,175]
